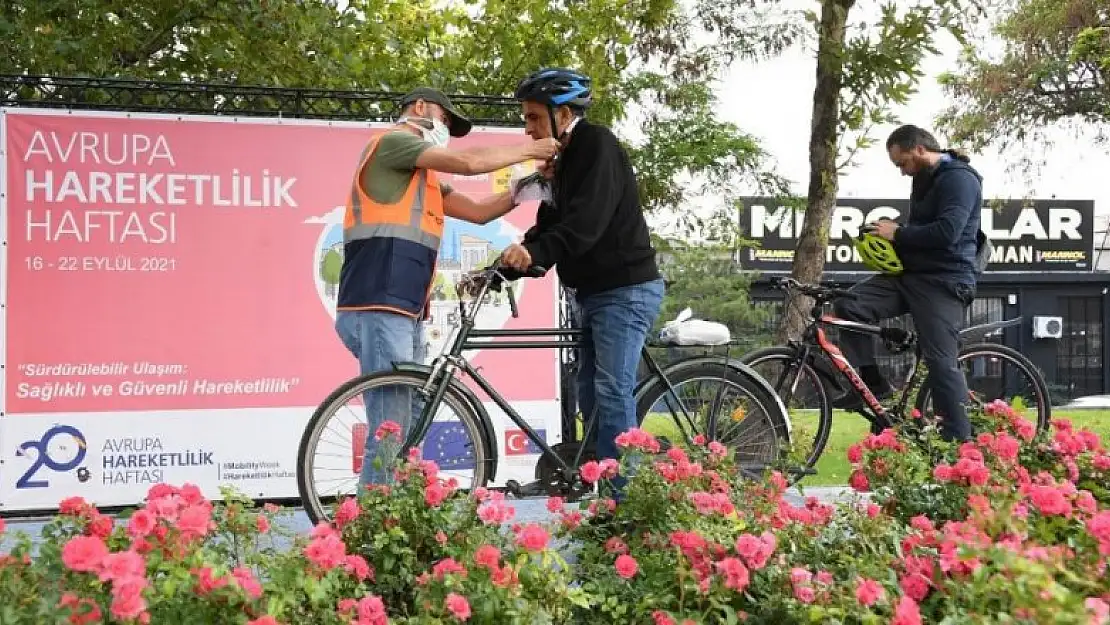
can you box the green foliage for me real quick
[630,78,792,245]
[0,0,802,236]
[832,0,971,169]
[934,0,1110,151]
[0,1,365,88]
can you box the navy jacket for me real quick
[893,155,983,284]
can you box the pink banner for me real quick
[4,110,558,416]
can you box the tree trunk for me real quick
[776,0,855,343]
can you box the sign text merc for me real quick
[739,197,1095,273]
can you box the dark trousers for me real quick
[832,274,976,441]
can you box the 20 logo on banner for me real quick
[16,424,90,489]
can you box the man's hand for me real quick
[870,219,900,241]
[501,243,533,271]
[527,138,561,161]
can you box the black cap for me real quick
[398,87,473,137]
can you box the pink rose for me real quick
[579,461,603,484]
[62,535,109,573]
[849,469,870,492]
[892,596,922,625]
[127,510,156,539]
[335,497,360,528]
[614,554,639,579]
[97,550,146,583]
[109,576,149,621]
[514,524,549,552]
[855,578,885,606]
[445,592,471,621]
[232,566,263,599]
[357,595,388,625]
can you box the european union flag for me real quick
[424,421,477,471]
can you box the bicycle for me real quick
[742,276,1051,483]
[297,263,792,524]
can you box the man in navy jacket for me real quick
[833,124,983,442]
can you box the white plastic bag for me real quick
[658,307,731,346]
[511,171,553,205]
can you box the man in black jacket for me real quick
[502,68,665,487]
[833,124,982,441]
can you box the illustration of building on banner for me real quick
[306,208,523,359]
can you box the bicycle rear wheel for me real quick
[297,370,492,525]
[915,342,1051,436]
[635,358,791,479]
[741,346,833,480]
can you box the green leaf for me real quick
[0,0,805,244]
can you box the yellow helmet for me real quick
[854,232,904,275]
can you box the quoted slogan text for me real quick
[15,361,300,403]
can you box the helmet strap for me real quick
[546,105,565,172]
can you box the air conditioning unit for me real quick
[1032,316,1063,339]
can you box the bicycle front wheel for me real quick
[297,370,492,525]
[635,358,791,479]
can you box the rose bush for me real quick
[1,400,1108,624]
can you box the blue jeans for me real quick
[335,310,426,485]
[575,279,665,489]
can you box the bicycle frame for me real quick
[398,268,708,477]
[793,306,930,426]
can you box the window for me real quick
[966,297,1005,341]
[957,297,1007,381]
[1056,296,1104,400]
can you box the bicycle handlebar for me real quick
[769,276,857,302]
[456,261,548,319]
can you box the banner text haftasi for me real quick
[738,198,1095,273]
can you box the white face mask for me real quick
[401,116,451,147]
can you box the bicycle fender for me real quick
[959,316,1022,343]
[389,362,500,483]
[640,356,793,440]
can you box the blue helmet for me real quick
[514,68,592,110]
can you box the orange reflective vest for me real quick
[336,134,444,319]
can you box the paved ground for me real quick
[1,486,855,554]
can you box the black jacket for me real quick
[893,155,983,284]
[520,119,660,296]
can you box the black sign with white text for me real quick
[738,197,1095,272]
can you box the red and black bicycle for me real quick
[743,277,1051,483]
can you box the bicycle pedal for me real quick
[506,479,548,499]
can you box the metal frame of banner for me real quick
[0,110,8,433]
[0,74,524,126]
